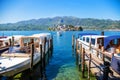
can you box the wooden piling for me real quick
[50,36,53,55]
[76,38,78,53]
[76,53,78,65]
[9,39,12,46]
[82,48,85,78]
[30,44,34,70]
[51,35,53,50]
[50,39,52,49]
[40,44,43,78]
[12,36,14,46]
[47,39,50,63]
[112,53,114,57]
[103,61,110,80]
[76,38,79,65]
[43,37,47,71]
[101,31,104,35]
[88,53,91,80]
[79,43,82,71]
[42,37,47,80]
[101,46,105,62]
[80,43,82,54]
[72,35,75,50]
[96,50,99,57]
[49,38,52,56]
[49,39,51,51]
[101,31,105,62]
[89,42,91,50]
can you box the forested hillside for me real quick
[0,16,120,30]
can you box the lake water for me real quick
[1,30,120,80]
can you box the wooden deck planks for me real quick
[77,49,120,80]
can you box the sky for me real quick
[0,0,120,24]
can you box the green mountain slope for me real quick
[0,16,120,30]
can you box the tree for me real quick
[48,27,51,31]
[78,26,83,31]
[69,25,74,28]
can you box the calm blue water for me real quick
[1,30,120,80]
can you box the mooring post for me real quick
[76,52,78,65]
[103,61,110,80]
[112,53,114,57]
[49,38,52,56]
[49,38,51,53]
[101,46,105,62]
[42,37,47,80]
[72,35,75,50]
[96,49,99,57]
[50,36,53,56]
[47,39,50,64]
[43,37,47,71]
[101,31,105,62]
[9,38,12,46]
[89,37,91,50]
[12,36,14,46]
[80,43,82,53]
[49,39,51,50]
[7,76,13,80]
[79,43,82,71]
[88,53,91,80]
[82,48,85,78]
[51,35,53,50]
[40,44,43,78]
[75,38,78,52]
[76,38,79,65]
[101,31,104,35]
[30,44,34,70]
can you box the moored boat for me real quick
[0,37,9,53]
[77,32,120,75]
[0,33,52,77]
[0,35,24,53]
[57,31,62,36]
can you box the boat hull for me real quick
[0,47,9,53]
[0,53,40,77]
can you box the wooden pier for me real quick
[31,36,53,79]
[0,34,53,80]
[16,36,53,80]
[73,35,120,80]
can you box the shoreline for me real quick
[84,29,120,31]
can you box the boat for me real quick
[0,33,51,77]
[0,35,24,53]
[0,36,7,39]
[78,33,106,56]
[77,33,120,75]
[57,31,62,36]
[0,37,9,53]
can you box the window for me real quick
[91,38,95,45]
[83,37,85,41]
[86,37,89,43]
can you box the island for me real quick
[48,24,83,31]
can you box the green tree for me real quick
[78,26,83,31]
[69,25,74,28]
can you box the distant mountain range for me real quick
[0,16,120,30]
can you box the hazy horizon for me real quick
[0,0,120,24]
